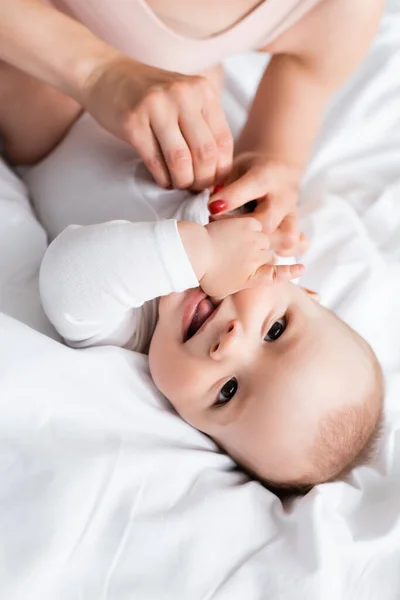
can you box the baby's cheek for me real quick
[148,327,176,398]
[149,332,200,419]
[169,363,202,418]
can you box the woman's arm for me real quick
[0,0,118,100]
[235,0,385,167]
[208,0,384,244]
[0,0,233,189]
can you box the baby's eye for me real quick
[216,377,238,406]
[264,317,286,342]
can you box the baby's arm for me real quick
[40,218,301,349]
[39,220,201,348]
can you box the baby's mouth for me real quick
[185,296,216,342]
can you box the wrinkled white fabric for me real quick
[2,2,400,598]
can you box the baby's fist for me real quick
[202,218,302,298]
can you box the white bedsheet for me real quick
[2,1,400,598]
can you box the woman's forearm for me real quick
[0,0,120,101]
[235,54,328,171]
[236,0,384,171]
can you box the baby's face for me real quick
[149,282,371,484]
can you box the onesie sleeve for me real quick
[39,219,198,347]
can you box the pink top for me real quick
[52,0,321,73]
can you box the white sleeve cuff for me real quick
[154,219,199,293]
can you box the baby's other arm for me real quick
[40,219,301,349]
[39,220,199,348]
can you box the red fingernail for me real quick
[213,184,224,194]
[209,200,227,215]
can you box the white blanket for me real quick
[2,2,400,598]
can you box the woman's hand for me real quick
[0,0,232,187]
[208,152,308,256]
[83,55,233,191]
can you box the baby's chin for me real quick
[156,291,176,321]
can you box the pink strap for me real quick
[53,0,321,73]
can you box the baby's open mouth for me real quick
[184,296,216,342]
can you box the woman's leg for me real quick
[0,61,82,165]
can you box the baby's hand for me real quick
[201,218,303,298]
[208,153,306,255]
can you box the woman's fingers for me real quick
[86,60,232,190]
[297,233,309,254]
[130,118,171,188]
[270,212,299,252]
[208,176,290,235]
[150,126,194,189]
[273,230,309,257]
[177,82,233,190]
[202,92,234,185]
[179,110,218,191]
[255,190,299,234]
[279,212,299,244]
[148,96,194,189]
[208,169,269,217]
[137,76,232,190]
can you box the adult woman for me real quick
[0,0,383,243]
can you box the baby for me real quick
[39,177,384,492]
[0,0,384,490]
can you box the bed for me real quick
[1,2,400,598]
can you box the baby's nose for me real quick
[210,320,240,360]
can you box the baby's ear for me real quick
[302,287,320,303]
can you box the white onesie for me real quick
[19,115,210,353]
[39,175,210,354]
